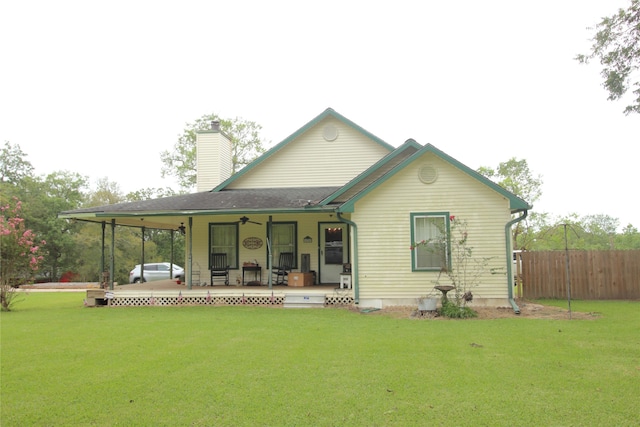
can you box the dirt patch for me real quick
[354,301,601,320]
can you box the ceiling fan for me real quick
[238,216,262,225]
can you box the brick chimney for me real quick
[195,121,233,191]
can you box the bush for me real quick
[439,299,477,318]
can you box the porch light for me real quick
[178,223,186,235]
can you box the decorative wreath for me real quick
[242,237,263,250]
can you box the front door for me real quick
[319,223,348,283]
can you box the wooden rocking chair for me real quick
[210,253,230,286]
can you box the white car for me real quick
[129,262,184,283]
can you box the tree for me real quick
[615,224,640,249]
[20,172,88,281]
[125,187,178,202]
[477,158,543,250]
[0,198,46,311]
[86,177,125,207]
[576,0,640,115]
[0,141,34,184]
[160,114,267,190]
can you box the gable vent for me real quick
[418,165,438,184]
[323,125,339,141]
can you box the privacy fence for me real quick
[518,250,640,300]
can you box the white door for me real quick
[319,223,347,283]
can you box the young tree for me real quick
[576,0,640,115]
[160,114,267,190]
[0,141,34,184]
[477,158,543,250]
[0,198,46,311]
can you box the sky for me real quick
[1,1,638,229]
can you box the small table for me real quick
[339,273,352,289]
[242,265,262,285]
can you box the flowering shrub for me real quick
[0,198,47,311]
[411,215,491,318]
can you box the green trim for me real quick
[338,143,532,213]
[410,212,451,272]
[266,222,298,270]
[336,213,358,303]
[211,108,395,192]
[208,222,240,270]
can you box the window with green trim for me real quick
[411,213,450,271]
[270,222,297,268]
[209,223,239,269]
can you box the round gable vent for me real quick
[418,165,438,184]
[323,125,339,141]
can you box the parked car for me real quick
[129,263,184,283]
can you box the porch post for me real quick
[170,230,174,280]
[109,219,115,291]
[188,216,193,290]
[100,221,106,279]
[267,215,273,289]
[140,226,145,283]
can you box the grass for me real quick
[1,294,638,426]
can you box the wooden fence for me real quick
[518,250,640,300]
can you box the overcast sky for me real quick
[1,1,638,229]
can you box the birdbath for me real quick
[434,285,455,303]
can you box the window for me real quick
[411,213,450,271]
[270,222,297,268]
[209,223,239,269]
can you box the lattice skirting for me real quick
[108,295,354,307]
[326,295,354,306]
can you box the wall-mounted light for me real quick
[178,223,186,235]
[303,236,312,243]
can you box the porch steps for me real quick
[283,293,325,308]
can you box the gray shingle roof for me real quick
[60,187,342,216]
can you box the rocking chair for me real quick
[272,252,294,285]
[210,253,230,286]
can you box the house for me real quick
[59,108,531,310]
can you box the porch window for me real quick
[209,223,239,269]
[270,222,297,269]
[411,213,450,271]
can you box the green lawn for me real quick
[1,294,638,426]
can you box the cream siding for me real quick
[227,117,391,189]
[196,131,232,192]
[352,153,512,303]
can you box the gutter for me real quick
[505,210,528,314]
[336,212,359,304]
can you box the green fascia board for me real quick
[320,138,422,206]
[211,108,395,192]
[337,143,532,213]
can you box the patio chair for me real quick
[272,252,294,285]
[210,253,230,286]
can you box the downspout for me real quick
[505,209,528,314]
[336,212,359,304]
